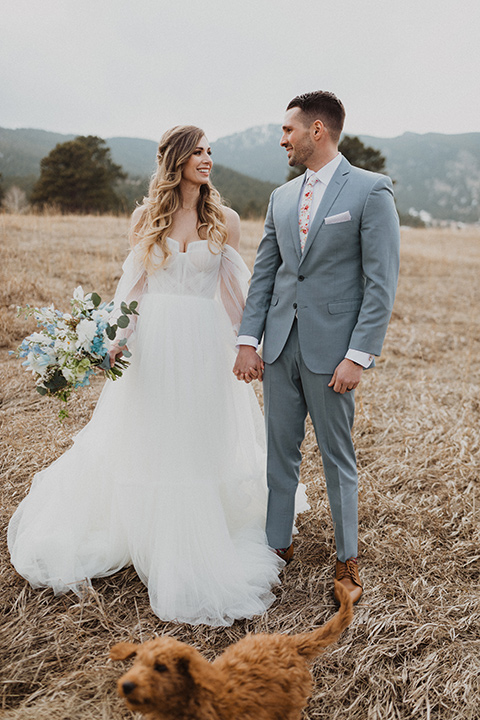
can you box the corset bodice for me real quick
[147,239,221,299]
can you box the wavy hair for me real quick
[132,125,228,273]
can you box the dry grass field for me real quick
[0,214,479,720]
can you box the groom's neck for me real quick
[306,146,339,173]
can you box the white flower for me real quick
[42,346,57,362]
[28,332,50,345]
[27,351,50,376]
[55,336,75,352]
[55,320,70,334]
[61,366,75,382]
[76,318,97,351]
[91,308,109,323]
[73,286,85,302]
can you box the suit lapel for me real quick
[286,174,306,261]
[299,158,351,265]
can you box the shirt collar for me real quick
[305,153,343,186]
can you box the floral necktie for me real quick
[298,175,319,252]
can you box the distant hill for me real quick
[2,126,480,221]
[0,127,158,178]
[357,132,480,223]
[211,126,480,223]
[210,165,275,217]
[211,124,286,185]
[105,137,158,177]
[0,128,75,177]
[0,127,275,217]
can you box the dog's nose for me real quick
[122,681,136,695]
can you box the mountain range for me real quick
[1,126,479,222]
[211,125,480,223]
[0,127,275,217]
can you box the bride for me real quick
[8,125,307,626]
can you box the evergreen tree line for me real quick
[1,133,418,222]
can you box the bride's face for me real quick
[181,136,212,186]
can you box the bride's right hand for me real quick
[233,346,264,383]
[107,344,128,368]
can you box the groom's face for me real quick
[281,108,315,167]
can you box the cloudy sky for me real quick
[1,0,479,143]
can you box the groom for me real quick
[233,91,400,604]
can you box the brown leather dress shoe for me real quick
[334,557,363,604]
[274,544,294,563]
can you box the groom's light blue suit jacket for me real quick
[239,157,401,374]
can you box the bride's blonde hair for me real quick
[132,125,228,272]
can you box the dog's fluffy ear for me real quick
[176,656,191,677]
[110,642,138,661]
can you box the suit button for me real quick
[293,303,298,309]
[298,275,305,281]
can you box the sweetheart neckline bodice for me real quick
[167,237,208,254]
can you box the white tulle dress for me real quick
[8,238,308,626]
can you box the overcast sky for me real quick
[1,0,479,144]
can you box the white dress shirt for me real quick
[299,153,343,218]
[238,153,373,369]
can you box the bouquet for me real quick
[12,286,138,419]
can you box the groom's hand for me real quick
[328,359,363,394]
[233,346,264,383]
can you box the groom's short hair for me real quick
[287,91,345,143]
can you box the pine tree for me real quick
[31,136,126,213]
[339,135,386,173]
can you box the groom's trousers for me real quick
[262,319,358,562]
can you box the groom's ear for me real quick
[312,119,325,137]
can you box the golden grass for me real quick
[1,215,479,719]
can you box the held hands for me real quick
[328,358,364,394]
[233,346,264,383]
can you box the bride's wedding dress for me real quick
[8,239,308,626]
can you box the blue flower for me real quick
[92,336,106,353]
[74,369,94,388]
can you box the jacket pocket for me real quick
[328,299,362,314]
[324,211,352,225]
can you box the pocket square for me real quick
[324,211,352,225]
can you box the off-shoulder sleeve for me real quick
[216,244,251,334]
[110,247,148,345]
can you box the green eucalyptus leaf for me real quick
[36,386,48,396]
[106,324,117,340]
[44,369,69,391]
[118,338,127,346]
[122,349,132,358]
[91,292,101,307]
[117,315,130,329]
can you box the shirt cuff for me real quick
[236,335,259,349]
[345,348,374,368]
